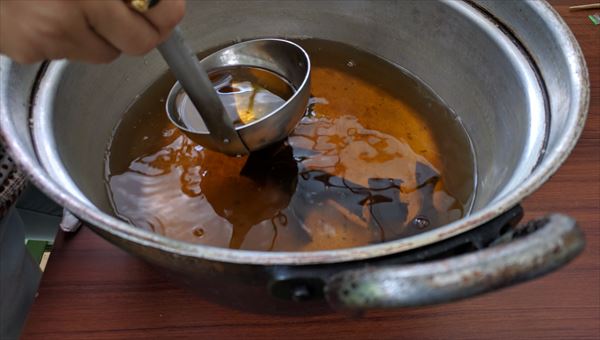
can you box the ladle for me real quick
[157,29,311,155]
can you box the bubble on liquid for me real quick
[159,97,165,103]
[346,60,356,68]
[412,216,431,230]
[223,138,230,144]
[162,128,175,137]
[192,227,205,237]
[309,97,329,105]
[142,136,149,141]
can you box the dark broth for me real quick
[105,39,476,251]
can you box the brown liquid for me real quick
[105,39,476,251]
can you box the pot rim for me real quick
[0,0,589,265]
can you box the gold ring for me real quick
[128,0,152,12]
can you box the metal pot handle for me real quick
[324,214,585,310]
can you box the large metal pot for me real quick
[0,0,588,312]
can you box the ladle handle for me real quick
[157,28,248,154]
[324,214,584,310]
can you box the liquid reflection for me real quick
[109,112,463,251]
[106,39,474,251]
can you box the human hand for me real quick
[0,0,185,64]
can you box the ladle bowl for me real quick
[166,38,311,154]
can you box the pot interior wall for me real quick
[46,1,546,218]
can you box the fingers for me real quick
[39,6,120,64]
[142,0,186,41]
[45,6,120,64]
[21,35,119,65]
[65,19,121,64]
[72,34,121,64]
[0,0,184,64]
[83,0,161,56]
[0,23,40,64]
[0,1,120,64]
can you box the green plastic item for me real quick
[25,240,48,264]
